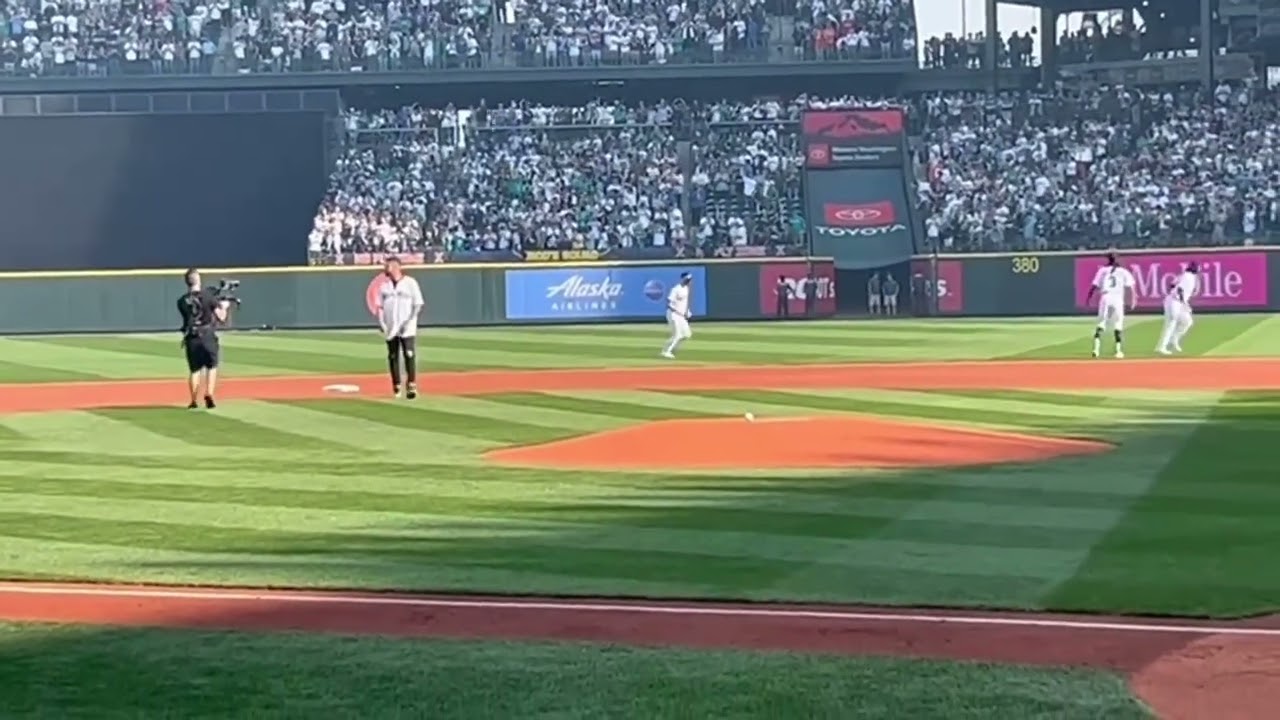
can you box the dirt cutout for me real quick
[486,416,1112,470]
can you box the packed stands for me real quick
[315,82,1279,259]
[0,0,920,75]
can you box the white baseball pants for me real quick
[664,312,691,354]
[1158,297,1192,351]
[1096,298,1126,331]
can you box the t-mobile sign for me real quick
[1073,252,1269,309]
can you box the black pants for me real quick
[183,332,219,372]
[386,335,418,387]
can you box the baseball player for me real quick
[1086,252,1137,358]
[1157,262,1200,355]
[375,257,424,398]
[661,273,694,359]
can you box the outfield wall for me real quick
[0,258,838,334]
[909,246,1280,317]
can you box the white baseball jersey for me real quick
[1091,265,1135,303]
[667,283,690,317]
[377,276,424,340]
[1169,270,1197,305]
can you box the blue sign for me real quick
[505,266,708,321]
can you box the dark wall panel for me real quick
[0,112,325,271]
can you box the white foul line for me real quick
[1,584,1278,637]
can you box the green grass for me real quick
[0,318,1276,615]
[1,314,1277,382]
[0,624,1148,719]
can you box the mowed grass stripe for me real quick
[682,389,1082,430]
[227,400,496,456]
[1047,391,1280,615]
[0,421,25,444]
[392,395,645,432]
[547,390,827,418]
[286,399,576,446]
[0,357,102,382]
[483,392,713,421]
[3,410,198,455]
[0,505,1083,589]
[817,389,1141,421]
[90,408,340,452]
[228,333,631,370]
[0,534,726,598]
[30,335,379,375]
[0,474,1114,550]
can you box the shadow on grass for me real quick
[0,393,1274,718]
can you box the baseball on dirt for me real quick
[744,412,755,422]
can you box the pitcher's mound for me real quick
[486,416,1112,470]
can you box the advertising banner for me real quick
[757,261,837,316]
[801,108,905,168]
[910,258,965,314]
[1074,252,1269,309]
[505,266,708,321]
[806,167,916,270]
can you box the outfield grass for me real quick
[0,314,1274,382]
[0,317,1276,616]
[0,623,1148,719]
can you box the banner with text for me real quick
[801,108,906,169]
[806,167,917,270]
[757,261,837,316]
[910,258,965,314]
[504,266,708,321]
[1073,252,1270,309]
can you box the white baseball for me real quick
[744,412,755,422]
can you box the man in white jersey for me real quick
[1157,262,1199,355]
[375,257,425,398]
[1085,252,1137,358]
[661,273,694,359]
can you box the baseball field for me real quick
[1,314,1278,718]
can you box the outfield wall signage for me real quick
[806,168,915,270]
[910,259,965,314]
[757,261,837,316]
[801,108,905,169]
[1073,252,1269,309]
[504,266,708,321]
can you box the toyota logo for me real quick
[834,208,882,222]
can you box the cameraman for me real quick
[177,269,230,409]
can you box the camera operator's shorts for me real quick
[184,334,220,372]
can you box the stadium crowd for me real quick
[312,80,1279,258]
[1,0,922,75]
[0,0,229,76]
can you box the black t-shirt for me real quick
[177,288,219,337]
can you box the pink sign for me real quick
[1073,252,1269,309]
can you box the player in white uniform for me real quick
[1085,253,1137,358]
[375,256,425,398]
[1157,262,1199,355]
[661,273,694,359]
